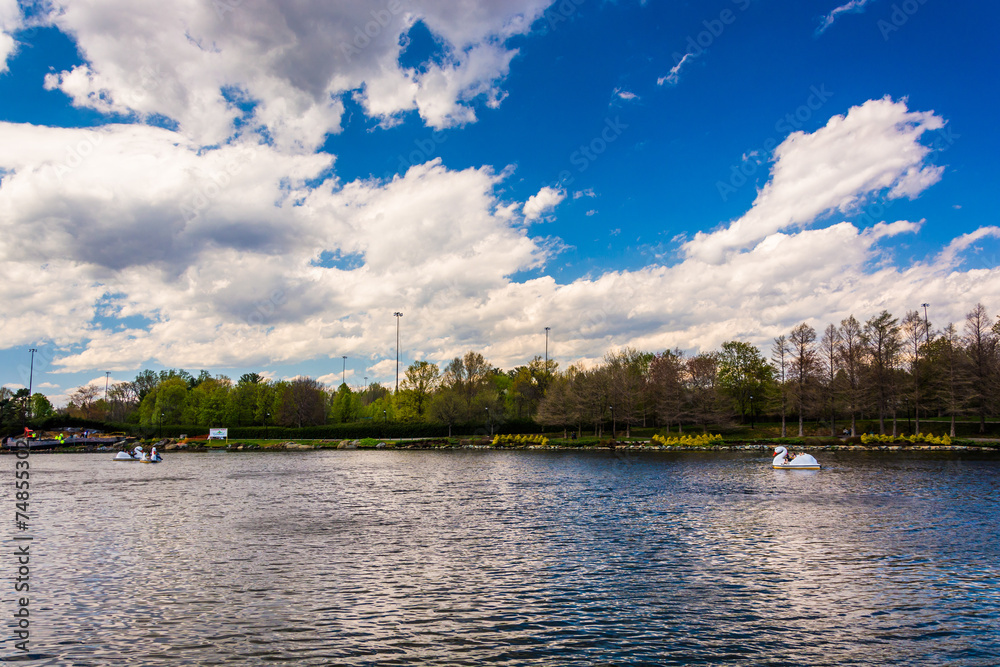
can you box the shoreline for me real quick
[6,440,999,454]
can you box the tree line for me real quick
[23,302,1000,438]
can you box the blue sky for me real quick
[1,0,998,406]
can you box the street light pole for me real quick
[750,395,754,429]
[610,406,615,440]
[26,348,36,424]
[921,303,930,343]
[393,312,403,393]
[486,406,491,437]
[342,355,347,386]
[544,327,550,367]
[105,371,111,402]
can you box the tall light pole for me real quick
[749,395,754,429]
[25,348,37,424]
[544,327,550,367]
[105,371,111,402]
[394,312,403,393]
[921,303,930,343]
[342,355,347,386]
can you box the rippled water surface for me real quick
[5,449,1000,665]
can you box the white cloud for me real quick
[2,87,997,384]
[613,87,639,102]
[36,1,551,151]
[658,52,694,86]
[522,186,565,222]
[683,97,945,264]
[816,0,873,35]
[0,0,21,73]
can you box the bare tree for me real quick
[901,310,927,434]
[964,303,998,433]
[788,323,818,437]
[686,353,722,433]
[771,335,790,437]
[820,324,840,436]
[927,323,971,437]
[862,311,901,435]
[649,349,686,433]
[837,315,864,436]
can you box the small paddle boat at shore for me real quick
[114,450,140,462]
[772,446,821,470]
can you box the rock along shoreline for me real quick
[9,438,999,454]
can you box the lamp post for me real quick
[544,327,550,367]
[105,371,111,402]
[342,355,347,386]
[159,412,163,439]
[364,376,368,403]
[393,312,403,393]
[486,406,492,437]
[25,348,36,424]
[610,406,615,440]
[265,412,270,441]
[921,303,930,342]
[749,395,754,429]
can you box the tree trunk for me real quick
[798,413,804,437]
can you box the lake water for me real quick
[5,449,1000,665]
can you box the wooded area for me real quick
[4,303,999,437]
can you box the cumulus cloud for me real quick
[0,0,22,73]
[683,97,945,264]
[36,0,551,151]
[522,186,566,222]
[3,10,997,392]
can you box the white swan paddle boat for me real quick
[114,446,163,463]
[772,446,820,470]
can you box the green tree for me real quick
[717,341,771,426]
[397,361,440,421]
[30,393,55,420]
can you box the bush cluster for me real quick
[492,433,550,447]
[650,433,723,447]
[860,432,952,445]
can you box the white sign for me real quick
[208,428,228,439]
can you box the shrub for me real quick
[650,433,723,447]
[860,433,952,446]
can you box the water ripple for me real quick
[8,449,1000,665]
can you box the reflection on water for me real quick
[6,450,1000,665]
